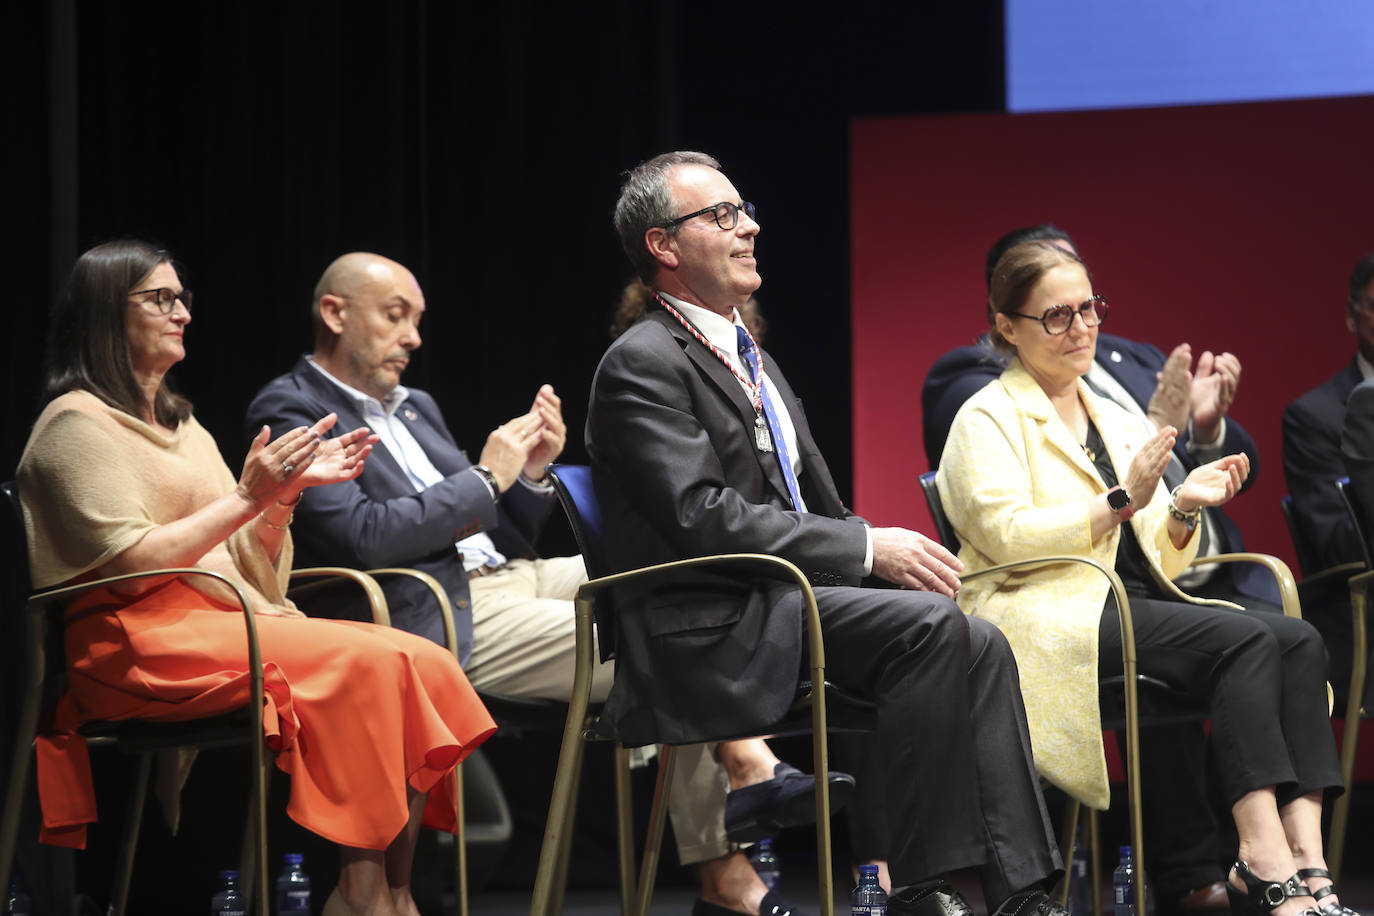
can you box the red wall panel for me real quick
[851,96,1374,572]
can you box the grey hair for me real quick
[613,150,722,284]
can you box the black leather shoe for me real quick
[1296,868,1362,916]
[991,890,1071,916]
[692,890,808,916]
[1227,861,1317,916]
[723,763,855,843]
[887,883,974,916]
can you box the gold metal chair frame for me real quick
[0,566,270,916]
[920,469,1301,914]
[529,551,835,916]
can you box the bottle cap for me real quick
[285,853,304,865]
[220,869,239,881]
[1119,846,1132,857]
[859,864,879,877]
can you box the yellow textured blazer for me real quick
[935,359,1227,809]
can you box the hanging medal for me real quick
[754,415,773,452]
[656,295,772,453]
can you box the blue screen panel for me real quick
[1007,0,1374,113]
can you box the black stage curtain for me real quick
[4,2,1001,907]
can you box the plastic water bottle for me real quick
[748,839,780,891]
[1113,846,1134,916]
[1067,827,1091,915]
[5,874,31,916]
[211,869,247,916]
[852,863,887,916]
[276,853,311,914]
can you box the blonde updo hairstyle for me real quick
[986,240,1089,352]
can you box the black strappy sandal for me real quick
[1296,868,1362,916]
[1227,861,1319,916]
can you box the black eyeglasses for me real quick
[130,287,193,314]
[1007,296,1108,335]
[662,200,756,231]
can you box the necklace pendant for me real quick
[755,415,774,453]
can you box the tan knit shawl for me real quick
[17,390,294,610]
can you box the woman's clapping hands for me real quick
[238,414,378,511]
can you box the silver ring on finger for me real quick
[283,462,294,476]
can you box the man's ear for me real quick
[645,227,679,270]
[318,293,348,335]
[1348,307,1359,336]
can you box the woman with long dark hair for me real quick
[18,240,495,916]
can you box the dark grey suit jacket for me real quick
[245,357,555,663]
[586,310,868,746]
[1284,357,1364,573]
[1341,376,1374,552]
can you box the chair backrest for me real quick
[1280,493,1321,577]
[917,471,962,553]
[1336,477,1373,569]
[547,464,609,579]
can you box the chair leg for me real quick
[0,606,47,901]
[0,727,38,903]
[810,714,833,916]
[633,745,676,916]
[109,752,153,916]
[454,764,468,916]
[238,744,271,915]
[550,736,588,916]
[1329,584,1367,882]
[1089,808,1101,916]
[1054,797,1081,906]
[529,595,598,916]
[613,745,636,916]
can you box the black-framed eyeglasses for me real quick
[1007,296,1108,335]
[129,287,193,314]
[662,200,756,231]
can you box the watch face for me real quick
[1107,488,1131,511]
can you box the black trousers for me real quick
[1099,595,1343,810]
[814,586,1061,904]
[1106,583,1283,899]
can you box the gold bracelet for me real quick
[261,511,293,530]
[277,491,303,508]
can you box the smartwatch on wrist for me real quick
[1106,486,1134,522]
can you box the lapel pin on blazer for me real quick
[403,408,418,421]
[1110,350,1123,362]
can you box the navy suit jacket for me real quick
[922,333,1271,602]
[1341,376,1374,556]
[586,310,866,745]
[1285,357,1364,572]
[245,357,556,663]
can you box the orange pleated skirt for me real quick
[36,579,496,850]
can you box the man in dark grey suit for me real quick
[587,151,1064,916]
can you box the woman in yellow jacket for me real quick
[937,241,1348,916]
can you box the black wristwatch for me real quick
[1106,486,1134,522]
[472,465,501,501]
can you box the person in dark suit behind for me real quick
[921,224,1269,913]
[244,253,844,916]
[1284,252,1374,573]
[1342,375,1374,541]
[587,150,1067,916]
[1282,251,1374,694]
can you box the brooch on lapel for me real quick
[403,408,418,421]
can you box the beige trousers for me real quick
[467,556,731,864]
